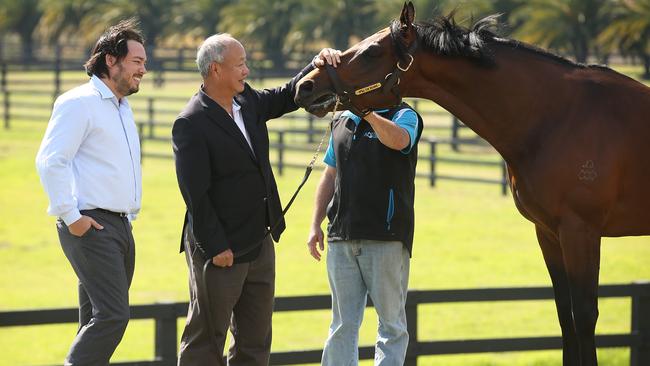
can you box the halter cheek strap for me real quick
[324,39,418,117]
[325,64,372,117]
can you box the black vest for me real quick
[326,103,423,255]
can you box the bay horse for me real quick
[294,2,650,365]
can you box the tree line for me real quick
[2,0,650,78]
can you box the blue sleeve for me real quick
[323,135,336,167]
[392,108,419,154]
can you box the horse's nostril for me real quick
[300,80,314,93]
[296,80,314,104]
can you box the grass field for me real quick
[0,67,649,365]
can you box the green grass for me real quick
[0,69,649,365]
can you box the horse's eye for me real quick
[362,43,383,58]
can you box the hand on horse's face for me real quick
[314,48,342,68]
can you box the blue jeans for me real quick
[322,240,410,366]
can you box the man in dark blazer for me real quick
[172,33,340,365]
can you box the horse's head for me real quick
[295,2,418,117]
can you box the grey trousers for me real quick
[178,229,275,366]
[57,209,136,366]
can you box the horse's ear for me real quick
[400,1,416,29]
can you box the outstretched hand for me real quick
[314,48,342,68]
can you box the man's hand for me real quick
[314,48,342,68]
[212,249,234,267]
[307,225,325,261]
[68,215,104,237]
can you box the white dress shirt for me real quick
[36,75,142,224]
[231,99,254,154]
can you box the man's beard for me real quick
[113,63,140,97]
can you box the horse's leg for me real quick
[536,225,579,365]
[558,216,602,366]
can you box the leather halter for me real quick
[324,39,417,117]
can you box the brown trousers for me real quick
[178,230,275,366]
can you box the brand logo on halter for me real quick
[578,160,598,181]
[355,83,382,96]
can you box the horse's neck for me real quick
[405,46,572,162]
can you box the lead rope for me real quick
[201,102,339,353]
[262,98,338,242]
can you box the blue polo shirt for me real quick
[324,108,420,167]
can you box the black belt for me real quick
[91,208,129,218]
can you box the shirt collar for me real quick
[199,86,241,114]
[90,75,129,107]
[232,99,241,113]
[90,75,116,100]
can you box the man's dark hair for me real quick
[84,18,145,77]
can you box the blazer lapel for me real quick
[199,92,257,161]
[236,94,262,160]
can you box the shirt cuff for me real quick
[60,209,82,226]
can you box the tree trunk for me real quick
[572,34,589,64]
[642,54,650,80]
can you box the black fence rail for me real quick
[1,282,649,366]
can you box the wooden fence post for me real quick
[501,160,508,196]
[3,90,9,129]
[137,122,145,163]
[54,44,62,99]
[1,63,5,129]
[307,114,315,143]
[154,70,165,88]
[1,62,6,91]
[277,131,284,175]
[148,97,155,139]
[404,295,419,366]
[154,304,178,366]
[451,116,460,152]
[429,140,437,187]
[177,48,184,70]
[631,281,650,366]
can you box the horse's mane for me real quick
[390,13,609,71]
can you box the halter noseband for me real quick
[324,39,417,117]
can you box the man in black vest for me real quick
[307,104,423,365]
[172,33,340,365]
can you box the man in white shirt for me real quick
[35,19,146,365]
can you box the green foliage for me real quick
[599,0,650,78]
[38,0,101,44]
[291,0,377,50]
[170,0,234,42]
[512,0,613,63]
[5,0,650,69]
[0,0,42,59]
[219,0,302,69]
